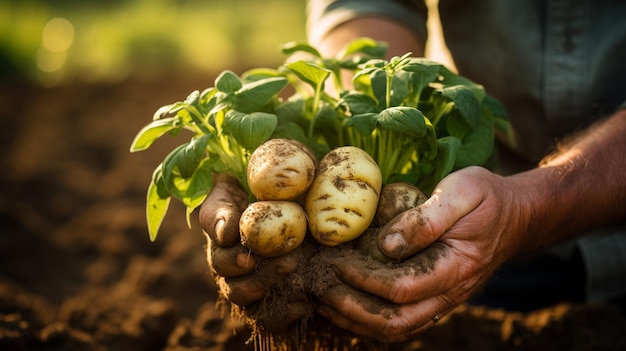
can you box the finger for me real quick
[216,275,267,307]
[248,299,313,332]
[207,237,257,277]
[325,241,448,303]
[317,284,451,343]
[199,173,248,247]
[212,244,306,306]
[378,167,486,259]
[328,241,482,306]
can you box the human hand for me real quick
[316,166,531,342]
[198,173,313,330]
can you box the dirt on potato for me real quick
[1,75,625,351]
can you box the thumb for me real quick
[199,173,248,247]
[377,169,483,260]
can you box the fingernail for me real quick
[382,232,407,257]
[215,219,225,239]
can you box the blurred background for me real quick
[1,0,308,86]
[1,0,452,87]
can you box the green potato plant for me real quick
[130,37,511,242]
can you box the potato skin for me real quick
[239,201,307,257]
[375,182,428,226]
[247,138,317,201]
[305,146,382,246]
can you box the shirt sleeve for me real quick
[306,0,428,45]
[577,226,626,302]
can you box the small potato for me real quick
[375,182,428,226]
[247,138,317,201]
[239,201,307,257]
[305,146,382,246]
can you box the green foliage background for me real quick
[0,0,307,85]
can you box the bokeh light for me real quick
[42,17,74,53]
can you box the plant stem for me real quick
[308,83,323,138]
[188,106,214,134]
[386,73,392,109]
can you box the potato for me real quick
[239,201,307,257]
[305,146,382,246]
[375,182,428,226]
[247,138,317,201]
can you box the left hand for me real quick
[315,166,531,342]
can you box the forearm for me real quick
[513,109,626,252]
[311,16,425,58]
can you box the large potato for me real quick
[239,201,307,257]
[305,146,382,246]
[247,138,317,201]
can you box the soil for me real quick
[1,74,625,351]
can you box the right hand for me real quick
[198,173,311,328]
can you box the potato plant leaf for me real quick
[337,37,387,59]
[215,70,243,94]
[162,135,210,181]
[344,113,378,136]
[223,110,277,151]
[285,60,331,91]
[234,77,288,113]
[146,166,171,242]
[438,85,482,130]
[130,116,180,152]
[181,158,214,227]
[281,41,322,58]
[451,110,494,169]
[417,136,460,193]
[377,106,426,138]
[340,92,379,115]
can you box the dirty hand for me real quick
[316,166,530,342]
[198,173,310,326]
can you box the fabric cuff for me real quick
[306,0,428,46]
[576,226,626,303]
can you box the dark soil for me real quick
[1,74,625,351]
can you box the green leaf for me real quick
[275,98,308,130]
[223,110,277,151]
[271,122,329,160]
[452,109,495,169]
[161,142,215,208]
[185,90,200,106]
[146,166,171,242]
[241,68,282,82]
[130,117,180,152]
[181,158,214,227]
[439,85,482,129]
[343,113,379,136]
[235,77,288,113]
[199,87,217,103]
[153,103,176,120]
[378,106,426,137]
[281,41,322,58]
[285,60,331,91]
[370,69,388,109]
[403,59,442,93]
[312,102,340,147]
[215,70,243,93]
[439,65,485,101]
[417,136,460,194]
[340,92,379,115]
[338,37,388,59]
[162,135,210,188]
[390,70,411,106]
